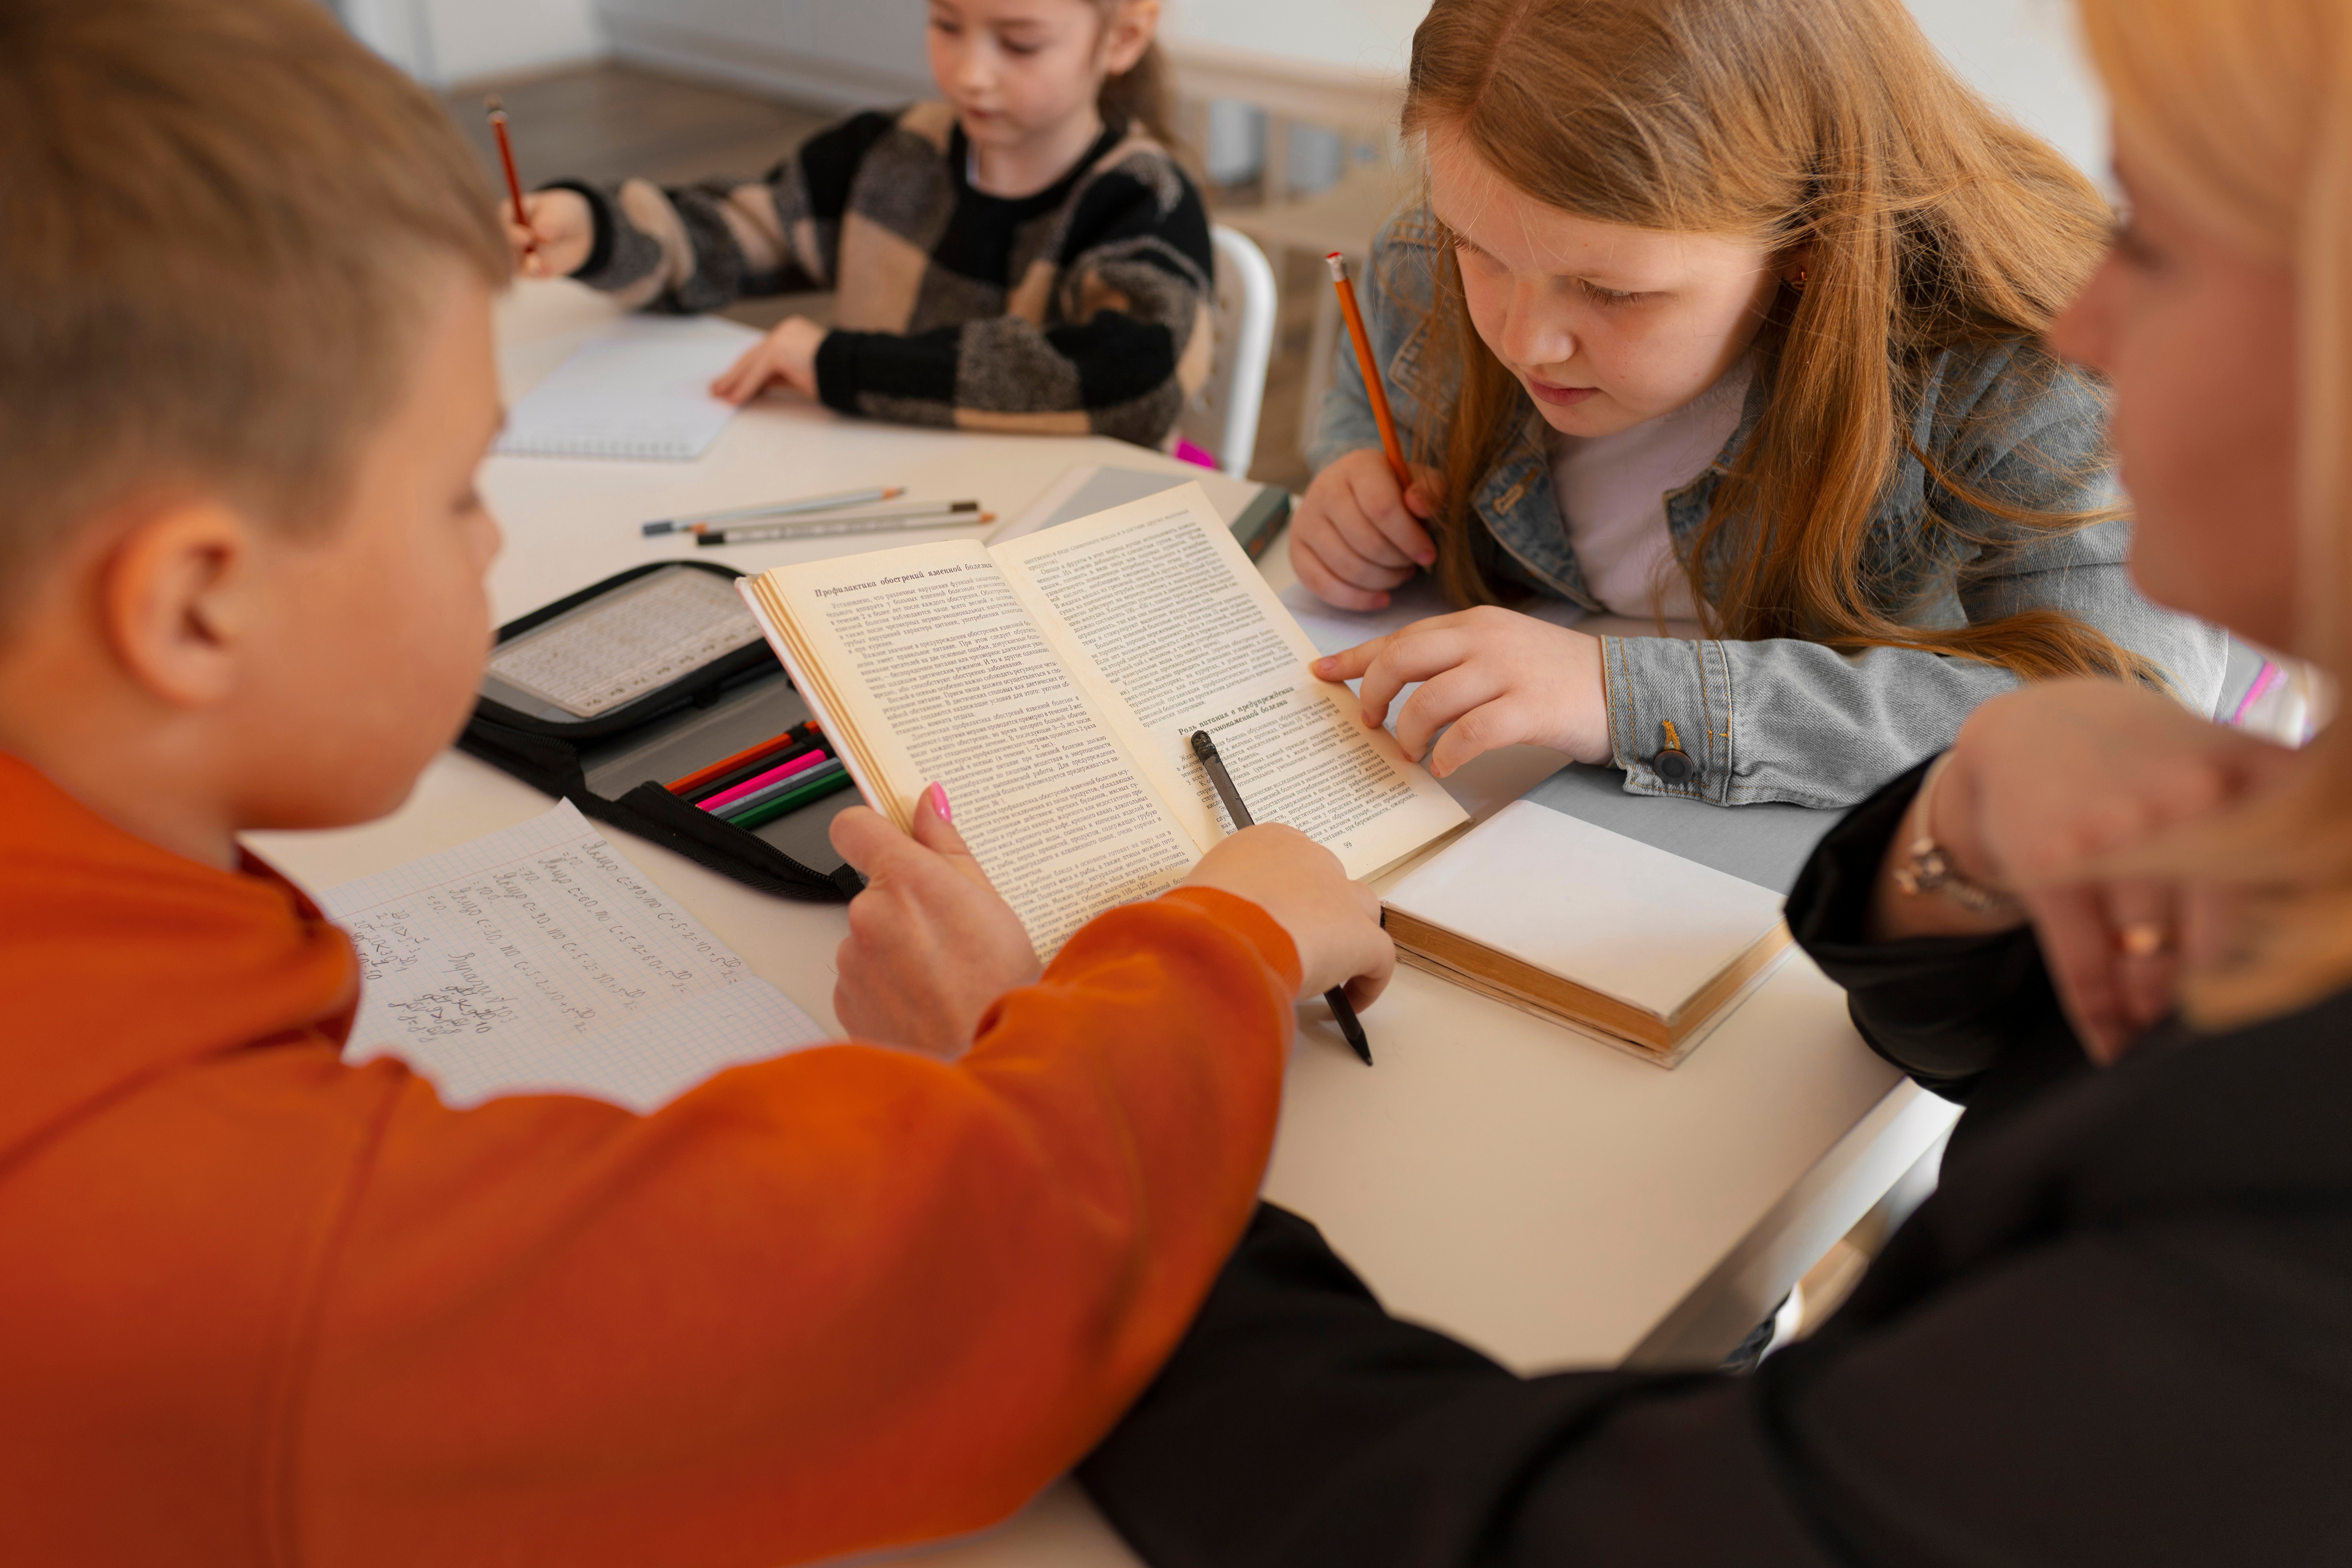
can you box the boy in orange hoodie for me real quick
[0,3,1393,1564]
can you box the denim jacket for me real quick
[1313,213,2229,808]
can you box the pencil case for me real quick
[459,560,863,902]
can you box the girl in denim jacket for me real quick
[1296,0,2226,807]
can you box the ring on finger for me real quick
[2117,920,2168,959]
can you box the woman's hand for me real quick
[1178,824,1395,1009]
[1290,448,1444,610]
[711,316,828,403]
[1870,680,2298,1063]
[830,785,1041,1057]
[1313,606,1613,776]
[505,188,593,279]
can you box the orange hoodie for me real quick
[0,753,1298,1568]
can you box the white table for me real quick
[246,282,1959,1567]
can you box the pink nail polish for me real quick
[927,781,952,823]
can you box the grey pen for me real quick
[1188,728,1373,1065]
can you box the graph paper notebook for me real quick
[1381,801,1793,1069]
[739,483,1468,956]
[494,318,755,461]
[318,801,828,1111]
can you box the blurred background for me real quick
[327,0,2108,491]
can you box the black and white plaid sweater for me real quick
[554,103,1216,447]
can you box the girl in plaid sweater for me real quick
[507,0,1214,450]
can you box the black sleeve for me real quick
[1787,760,2083,1115]
[1081,1201,2352,1568]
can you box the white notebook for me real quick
[495,318,757,461]
[319,801,828,1111]
[1382,800,1793,1066]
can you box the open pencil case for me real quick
[459,560,863,902]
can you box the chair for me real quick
[1175,224,1278,479]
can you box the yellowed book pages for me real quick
[739,483,1467,956]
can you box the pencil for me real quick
[1188,727,1374,1065]
[696,508,993,546]
[486,96,534,261]
[664,721,818,796]
[1327,252,1410,490]
[643,487,910,537]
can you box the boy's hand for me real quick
[711,316,828,403]
[1869,680,2297,1063]
[505,188,592,279]
[1291,449,1444,610]
[830,785,1041,1057]
[1313,606,1612,777]
[1177,825,1395,1009]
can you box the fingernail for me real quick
[927,781,952,824]
[1313,656,1335,675]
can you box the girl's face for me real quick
[926,0,1152,151]
[1428,125,1786,440]
[2045,141,2299,651]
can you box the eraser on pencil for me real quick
[642,520,676,537]
[1326,252,1347,280]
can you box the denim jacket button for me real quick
[1653,747,1696,783]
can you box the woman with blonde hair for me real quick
[1295,0,2226,806]
[1071,0,2352,1558]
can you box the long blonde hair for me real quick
[1401,0,2153,683]
[2078,0,2352,1026]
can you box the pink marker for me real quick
[699,747,829,812]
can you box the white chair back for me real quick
[1175,224,1277,479]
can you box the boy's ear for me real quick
[1103,0,1158,75]
[98,499,263,710]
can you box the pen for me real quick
[1327,252,1410,490]
[1188,728,1374,1065]
[485,97,534,262]
[696,507,992,545]
[643,486,910,536]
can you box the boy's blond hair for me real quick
[0,0,508,627]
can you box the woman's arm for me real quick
[812,155,1214,447]
[1081,1195,2332,1568]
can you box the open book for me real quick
[739,483,1468,954]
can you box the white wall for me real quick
[343,0,606,87]
[342,0,2110,181]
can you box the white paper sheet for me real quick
[493,318,756,461]
[486,564,763,718]
[1383,800,1786,1019]
[320,802,828,1111]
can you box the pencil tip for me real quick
[485,94,504,115]
[1325,252,1346,280]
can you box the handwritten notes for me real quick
[319,802,828,1111]
[487,565,763,718]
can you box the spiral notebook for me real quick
[495,318,758,461]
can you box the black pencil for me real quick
[1188,728,1373,1065]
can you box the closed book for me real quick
[1381,799,1797,1067]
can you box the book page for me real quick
[993,484,1467,880]
[318,801,829,1113]
[747,540,1200,956]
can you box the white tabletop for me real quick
[245,282,1958,1567]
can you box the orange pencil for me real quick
[1327,252,1410,489]
[485,95,535,260]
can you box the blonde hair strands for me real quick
[2078,0,2352,1027]
[1400,0,2153,684]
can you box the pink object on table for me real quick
[699,747,829,812]
[1173,439,1219,470]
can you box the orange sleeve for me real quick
[296,887,1300,1568]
